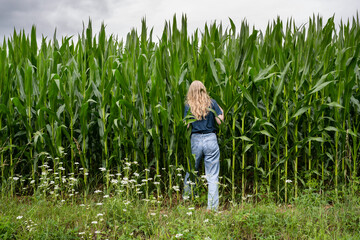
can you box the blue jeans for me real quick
[183,133,220,211]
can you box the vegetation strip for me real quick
[0,14,359,238]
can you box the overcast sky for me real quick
[1,0,359,41]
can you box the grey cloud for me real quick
[0,0,115,39]
[0,0,359,41]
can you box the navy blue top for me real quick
[184,99,222,134]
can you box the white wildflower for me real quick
[111,179,118,184]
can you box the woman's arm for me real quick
[215,105,224,125]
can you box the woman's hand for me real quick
[216,106,224,125]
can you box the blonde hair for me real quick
[186,81,212,120]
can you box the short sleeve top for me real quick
[184,99,222,134]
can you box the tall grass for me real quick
[0,14,359,203]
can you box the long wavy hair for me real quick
[186,80,212,120]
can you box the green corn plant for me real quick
[57,69,77,172]
[0,14,359,204]
[282,62,291,202]
[0,46,14,195]
[137,19,152,199]
[153,42,172,199]
[75,22,100,200]
[0,39,8,195]
[149,60,162,199]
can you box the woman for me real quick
[183,80,224,211]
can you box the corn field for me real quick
[0,15,359,203]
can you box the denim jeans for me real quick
[183,133,220,211]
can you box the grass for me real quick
[1,191,360,239]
